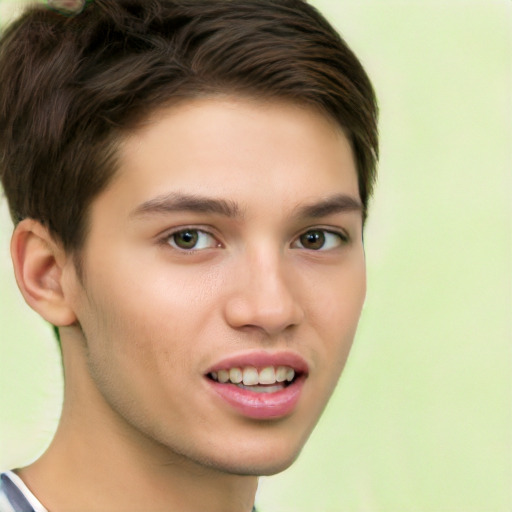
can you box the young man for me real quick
[0,0,378,510]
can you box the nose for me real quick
[223,248,304,337]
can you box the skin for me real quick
[12,97,366,512]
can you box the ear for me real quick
[10,219,78,327]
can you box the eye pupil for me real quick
[174,230,198,248]
[300,230,325,250]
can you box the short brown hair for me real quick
[0,0,378,255]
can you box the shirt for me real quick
[0,472,48,512]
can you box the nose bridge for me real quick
[224,242,303,335]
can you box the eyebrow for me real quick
[130,192,363,221]
[130,192,242,219]
[295,194,364,218]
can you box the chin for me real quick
[207,451,301,477]
[249,454,301,477]
[188,434,307,477]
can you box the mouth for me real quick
[207,365,300,393]
[204,353,308,420]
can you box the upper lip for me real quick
[205,351,310,375]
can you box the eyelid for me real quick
[157,224,349,252]
[291,227,349,250]
[160,225,223,251]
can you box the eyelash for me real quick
[162,228,221,252]
[160,227,349,252]
[292,228,349,251]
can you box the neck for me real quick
[18,330,258,512]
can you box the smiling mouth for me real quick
[205,357,307,419]
[207,365,300,394]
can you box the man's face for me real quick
[66,97,366,475]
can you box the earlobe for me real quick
[10,219,78,327]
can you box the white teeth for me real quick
[217,369,229,383]
[259,366,276,385]
[210,365,297,386]
[275,366,288,383]
[242,367,259,386]
[238,384,283,394]
[229,367,243,384]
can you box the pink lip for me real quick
[204,351,309,420]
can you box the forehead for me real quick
[94,97,359,222]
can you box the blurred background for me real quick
[0,1,510,511]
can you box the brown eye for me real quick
[293,229,347,251]
[167,229,218,250]
[299,230,326,250]
[172,230,199,249]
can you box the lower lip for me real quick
[206,376,305,420]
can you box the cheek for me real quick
[78,258,222,377]
[305,256,366,371]
[309,253,366,326]
[75,281,197,433]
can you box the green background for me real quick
[0,1,510,511]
